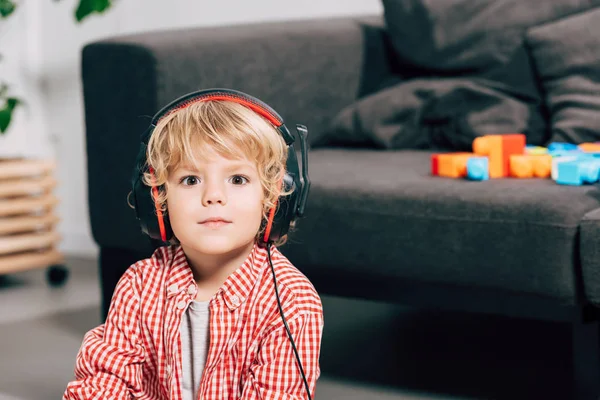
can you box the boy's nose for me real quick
[204,198,225,205]
[201,183,227,206]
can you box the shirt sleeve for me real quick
[240,312,324,400]
[63,268,145,400]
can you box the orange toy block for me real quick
[509,154,552,178]
[432,153,472,176]
[531,155,552,178]
[578,143,600,153]
[437,153,476,178]
[473,134,526,178]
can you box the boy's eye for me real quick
[180,176,199,186]
[229,175,249,185]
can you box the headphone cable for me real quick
[266,243,312,400]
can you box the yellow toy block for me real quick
[525,146,548,155]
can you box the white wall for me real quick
[5,0,383,257]
[0,2,49,159]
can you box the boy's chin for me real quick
[182,237,254,256]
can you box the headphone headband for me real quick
[144,88,295,146]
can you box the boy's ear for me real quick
[127,191,135,210]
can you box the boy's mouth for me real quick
[199,217,232,229]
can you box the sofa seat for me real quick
[281,148,600,305]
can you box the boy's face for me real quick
[166,149,264,258]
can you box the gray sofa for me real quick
[81,7,600,399]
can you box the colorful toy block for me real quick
[551,153,598,180]
[509,154,552,178]
[436,153,476,178]
[548,142,579,152]
[473,134,526,178]
[555,158,600,185]
[431,154,440,176]
[525,145,548,155]
[431,153,471,176]
[432,138,600,186]
[578,142,600,153]
[466,157,489,181]
[532,155,553,178]
[549,149,582,158]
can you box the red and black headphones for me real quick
[130,88,311,245]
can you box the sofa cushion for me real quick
[314,77,547,151]
[377,0,600,148]
[382,0,596,74]
[280,149,600,304]
[525,7,600,144]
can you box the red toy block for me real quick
[431,154,440,176]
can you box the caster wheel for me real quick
[47,265,69,287]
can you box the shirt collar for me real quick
[165,246,195,298]
[220,242,268,310]
[165,243,268,310]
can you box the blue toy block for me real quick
[548,148,583,158]
[548,142,579,152]
[552,152,600,179]
[466,157,489,181]
[555,159,600,185]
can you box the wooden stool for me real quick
[0,158,67,286]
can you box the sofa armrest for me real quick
[580,207,600,308]
[82,15,381,252]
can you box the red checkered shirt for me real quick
[63,243,324,400]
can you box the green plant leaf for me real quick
[0,0,16,18]
[0,108,13,134]
[75,0,111,22]
[0,96,22,134]
[6,97,20,109]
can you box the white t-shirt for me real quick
[180,300,210,400]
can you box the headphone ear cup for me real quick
[132,174,173,242]
[262,172,298,244]
[130,129,173,243]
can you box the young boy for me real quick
[63,90,324,400]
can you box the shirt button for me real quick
[168,284,179,294]
[177,300,187,310]
[231,295,240,306]
[188,284,196,295]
